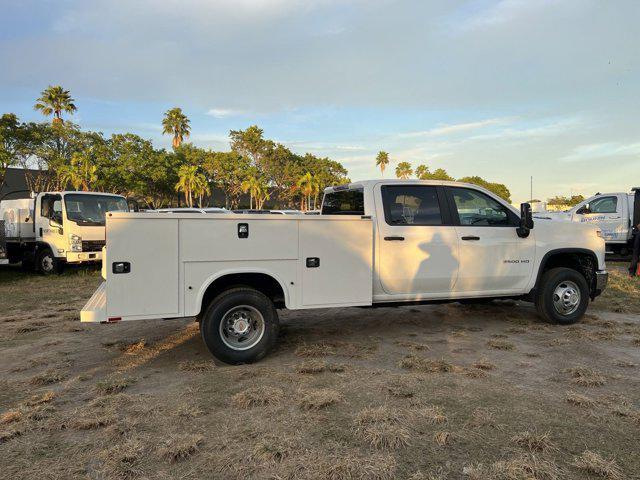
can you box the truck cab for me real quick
[2,191,128,273]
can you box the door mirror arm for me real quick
[517,203,534,238]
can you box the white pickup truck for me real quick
[81,180,608,364]
[534,189,640,256]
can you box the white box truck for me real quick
[81,180,607,364]
[0,191,128,273]
[534,189,640,256]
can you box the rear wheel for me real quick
[535,267,589,325]
[199,287,279,364]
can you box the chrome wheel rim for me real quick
[219,305,265,351]
[552,280,581,315]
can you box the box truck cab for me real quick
[535,190,639,255]
[1,191,128,273]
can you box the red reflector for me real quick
[107,317,122,323]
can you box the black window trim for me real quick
[380,184,452,227]
[445,186,519,228]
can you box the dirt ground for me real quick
[1,265,640,480]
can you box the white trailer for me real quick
[82,180,608,364]
[0,191,128,273]
[534,189,640,255]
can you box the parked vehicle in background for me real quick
[304,210,321,215]
[155,207,231,214]
[231,209,273,214]
[1,191,128,274]
[82,179,607,364]
[270,210,303,215]
[534,189,640,256]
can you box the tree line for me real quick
[376,151,513,203]
[0,86,349,210]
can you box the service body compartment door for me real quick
[106,216,179,318]
[299,218,372,307]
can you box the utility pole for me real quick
[530,176,533,202]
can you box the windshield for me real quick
[64,194,129,226]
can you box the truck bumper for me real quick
[80,282,107,323]
[66,251,103,263]
[593,270,608,298]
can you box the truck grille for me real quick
[81,240,106,252]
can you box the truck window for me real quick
[381,185,442,225]
[321,189,364,215]
[588,196,617,214]
[64,194,129,226]
[450,188,515,227]
[40,195,63,223]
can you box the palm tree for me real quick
[162,108,191,149]
[395,161,413,179]
[375,151,390,177]
[297,172,319,211]
[415,164,429,180]
[175,164,198,207]
[192,173,211,207]
[241,176,262,209]
[34,86,77,124]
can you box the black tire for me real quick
[535,267,589,325]
[199,287,279,365]
[36,248,62,275]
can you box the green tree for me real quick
[458,176,511,203]
[376,151,390,176]
[203,150,252,209]
[34,86,77,124]
[192,172,211,207]
[395,161,413,179]
[297,172,320,211]
[241,175,262,210]
[229,125,273,167]
[162,108,191,149]
[547,195,584,207]
[175,164,199,207]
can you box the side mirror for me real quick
[517,203,534,238]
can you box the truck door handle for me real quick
[609,216,621,219]
[384,236,405,241]
[461,236,480,241]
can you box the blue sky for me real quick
[1,0,638,203]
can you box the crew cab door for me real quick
[573,195,625,242]
[376,184,459,295]
[446,187,534,294]
[36,193,64,250]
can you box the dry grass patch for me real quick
[252,436,294,463]
[158,433,204,463]
[294,342,336,357]
[434,431,452,447]
[355,405,409,450]
[467,407,495,428]
[488,339,515,351]
[95,376,135,394]
[178,360,215,372]
[572,450,623,480]
[0,426,21,444]
[399,355,457,373]
[30,369,67,386]
[299,388,342,410]
[566,391,596,408]
[325,453,396,480]
[566,367,607,387]
[385,376,417,398]
[394,340,430,351]
[327,363,347,373]
[121,340,147,355]
[24,391,56,406]
[614,359,636,368]
[415,404,447,424]
[511,431,556,453]
[295,359,327,374]
[356,406,403,426]
[1,409,22,424]
[71,413,116,430]
[492,454,562,480]
[473,358,496,370]
[99,438,145,479]
[231,386,284,408]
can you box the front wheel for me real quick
[37,248,63,275]
[535,267,589,325]
[199,287,280,364]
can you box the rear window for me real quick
[321,189,364,215]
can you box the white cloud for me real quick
[398,118,512,138]
[206,108,245,118]
[561,142,640,162]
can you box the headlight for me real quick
[69,233,82,252]
[595,229,604,238]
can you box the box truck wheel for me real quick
[535,267,589,325]
[37,248,62,275]
[199,287,280,364]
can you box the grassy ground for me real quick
[1,266,639,479]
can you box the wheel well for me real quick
[535,250,597,296]
[200,273,286,315]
